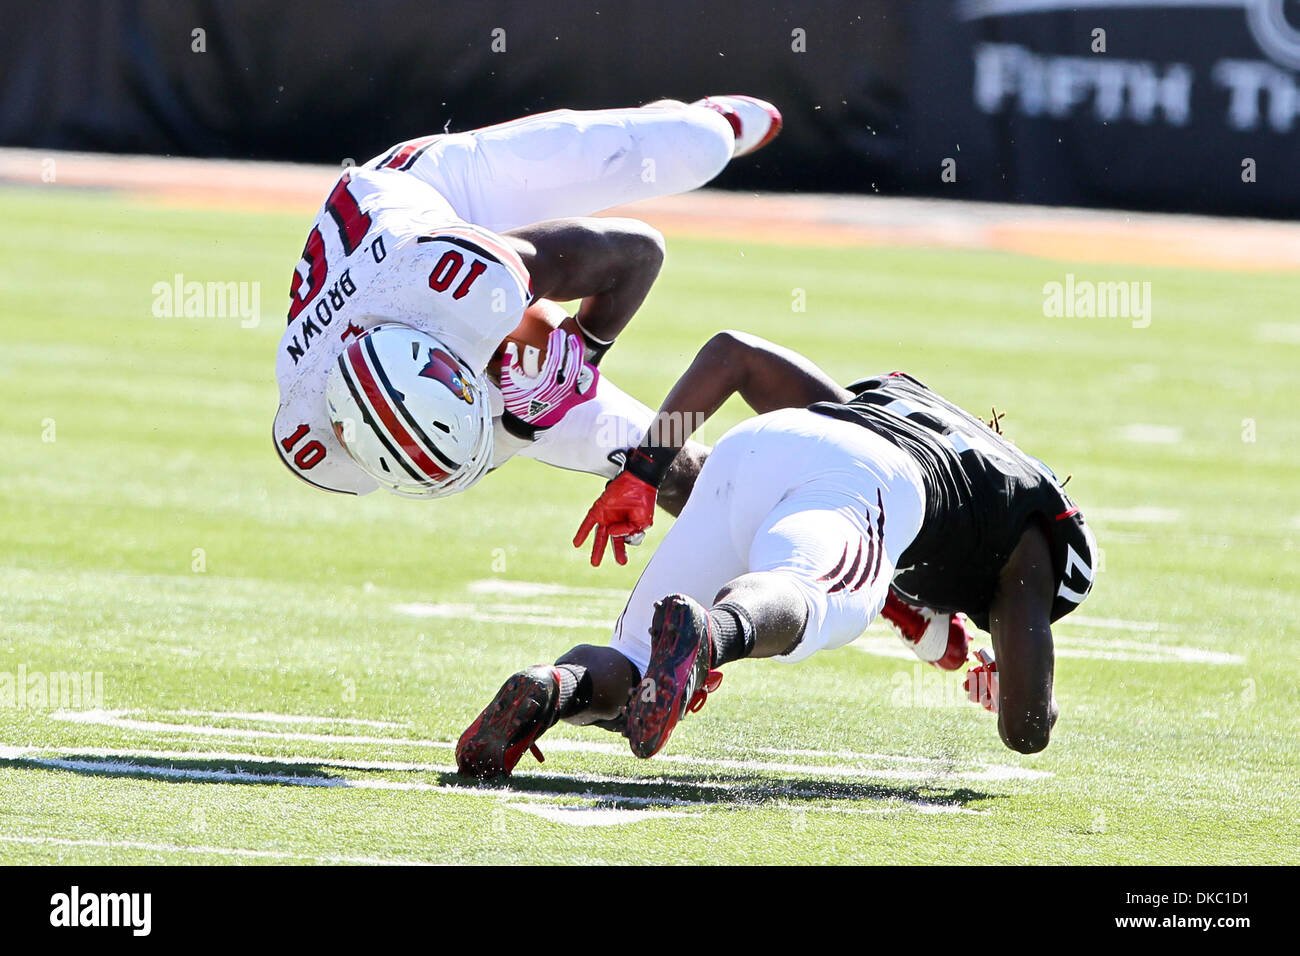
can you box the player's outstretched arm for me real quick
[505,217,665,359]
[575,332,851,565]
[616,331,852,496]
[987,522,1059,754]
[654,330,852,428]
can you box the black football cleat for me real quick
[456,665,559,778]
[625,594,720,759]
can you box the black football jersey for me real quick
[808,372,1096,630]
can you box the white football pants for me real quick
[367,104,737,232]
[610,409,928,675]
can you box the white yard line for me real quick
[1054,636,1244,665]
[395,578,629,630]
[850,638,931,663]
[505,804,688,827]
[393,602,610,630]
[1115,424,1184,445]
[852,633,1241,666]
[527,739,634,756]
[1068,615,1165,633]
[407,578,1225,670]
[784,802,986,816]
[731,745,952,764]
[50,710,445,747]
[11,745,451,774]
[169,710,407,729]
[652,752,1052,782]
[12,754,448,791]
[467,579,627,600]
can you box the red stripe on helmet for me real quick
[343,340,450,481]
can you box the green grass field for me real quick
[1,184,1297,864]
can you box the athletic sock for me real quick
[708,602,756,667]
[553,663,593,721]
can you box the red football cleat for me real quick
[625,594,716,759]
[456,665,559,778]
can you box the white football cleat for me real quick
[693,95,782,157]
[881,590,972,671]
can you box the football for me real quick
[488,298,569,382]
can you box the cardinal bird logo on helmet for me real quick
[419,347,474,404]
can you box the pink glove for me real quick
[499,328,599,429]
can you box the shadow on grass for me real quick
[0,750,995,812]
[483,767,992,811]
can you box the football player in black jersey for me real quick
[456,332,1096,776]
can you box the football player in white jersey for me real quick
[456,333,1098,776]
[273,96,782,506]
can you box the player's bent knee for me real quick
[556,643,600,667]
[713,572,808,658]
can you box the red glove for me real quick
[574,471,657,567]
[963,649,999,713]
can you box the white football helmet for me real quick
[324,323,493,498]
